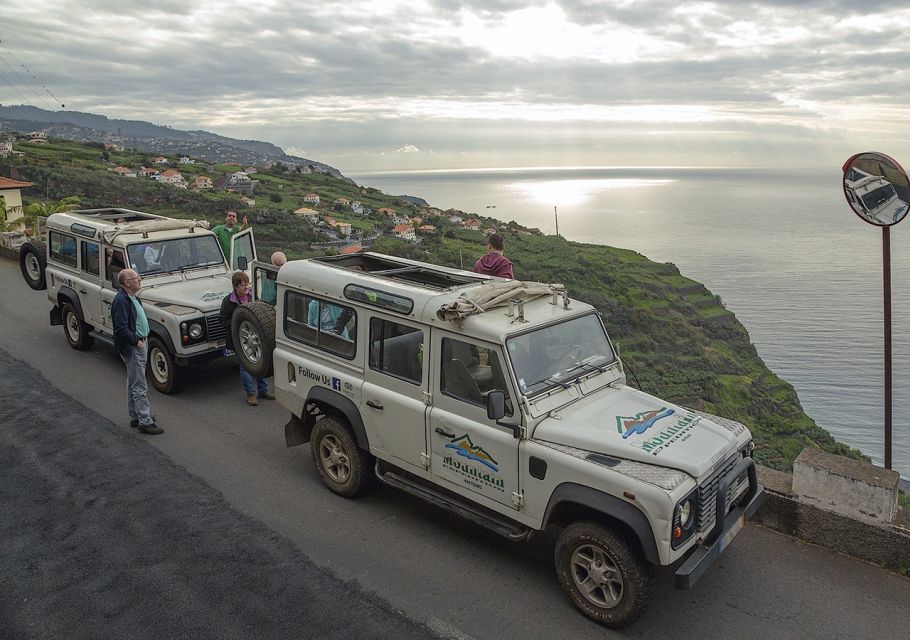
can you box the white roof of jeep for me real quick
[278,252,594,343]
[47,208,214,246]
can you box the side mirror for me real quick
[238,256,248,270]
[486,390,506,420]
[110,270,121,289]
[614,342,621,357]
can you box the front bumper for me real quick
[674,457,764,589]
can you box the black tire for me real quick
[20,241,47,290]
[311,416,371,498]
[146,335,182,394]
[554,521,655,629]
[231,301,275,378]
[61,301,95,351]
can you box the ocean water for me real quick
[350,166,910,479]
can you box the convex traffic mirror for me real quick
[842,152,910,226]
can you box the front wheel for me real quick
[61,302,95,351]
[554,522,654,629]
[146,335,182,394]
[311,416,371,498]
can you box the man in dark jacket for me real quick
[111,268,162,435]
[472,233,514,278]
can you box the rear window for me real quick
[49,231,77,268]
[284,291,357,359]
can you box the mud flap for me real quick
[285,413,310,447]
[49,305,62,326]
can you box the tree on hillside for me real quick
[23,196,81,233]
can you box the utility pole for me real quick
[554,206,560,237]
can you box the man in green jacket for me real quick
[212,211,248,261]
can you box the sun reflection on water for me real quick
[505,178,674,206]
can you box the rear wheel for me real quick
[554,521,654,629]
[61,301,94,351]
[20,241,47,290]
[231,301,276,378]
[146,335,182,394]
[311,416,371,498]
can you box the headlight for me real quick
[676,499,693,528]
[189,322,203,339]
[672,491,699,549]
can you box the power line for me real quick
[0,39,66,109]
[0,66,33,105]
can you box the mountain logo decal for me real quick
[616,407,676,439]
[444,434,499,472]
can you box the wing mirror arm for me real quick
[486,391,522,438]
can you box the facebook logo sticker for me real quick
[332,377,342,391]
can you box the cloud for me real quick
[1,0,910,170]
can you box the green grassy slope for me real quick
[2,138,864,471]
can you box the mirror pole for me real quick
[883,226,892,470]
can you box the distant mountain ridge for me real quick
[0,105,344,178]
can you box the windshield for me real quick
[506,313,616,396]
[127,236,225,276]
[861,183,898,212]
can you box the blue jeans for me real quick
[239,363,269,397]
[121,343,153,426]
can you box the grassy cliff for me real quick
[2,138,864,471]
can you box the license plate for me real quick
[718,512,745,553]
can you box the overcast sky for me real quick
[2,0,910,172]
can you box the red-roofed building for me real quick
[303,192,320,205]
[462,218,481,231]
[339,244,362,255]
[418,224,437,234]
[392,224,416,241]
[0,176,34,232]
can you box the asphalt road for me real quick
[2,257,909,640]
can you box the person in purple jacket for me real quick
[472,233,514,279]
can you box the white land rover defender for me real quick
[19,207,257,392]
[231,252,764,629]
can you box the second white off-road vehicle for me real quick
[19,207,257,392]
[231,252,764,628]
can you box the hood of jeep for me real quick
[532,385,741,478]
[139,276,233,313]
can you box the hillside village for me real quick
[0,131,541,256]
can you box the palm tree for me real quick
[23,195,81,235]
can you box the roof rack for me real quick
[70,208,165,223]
[313,252,487,291]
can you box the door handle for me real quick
[434,426,455,438]
[78,289,88,294]
[366,400,383,411]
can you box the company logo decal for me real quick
[444,434,498,471]
[442,434,504,492]
[616,407,676,438]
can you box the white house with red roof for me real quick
[152,156,168,165]
[418,224,437,234]
[0,176,34,232]
[303,192,320,205]
[137,167,159,178]
[462,218,481,231]
[161,169,186,187]
[193,175,213,190]
[392,224,416,241]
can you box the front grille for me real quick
[697,453,744,535]
[205,314,226,343]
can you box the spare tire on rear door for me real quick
[231,301,276,378]
[20,240,47,290]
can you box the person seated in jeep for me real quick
[307,299,350,338]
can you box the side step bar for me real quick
[90,331,115,347]
[376,463,532,541]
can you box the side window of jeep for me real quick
[285,291,357,359]
[369,318,423,385]
[49,231,77,268]
[81,241,100,277]
[440,338,513,416]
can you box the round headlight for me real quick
[677,499,693,528]
[189,323,203,339]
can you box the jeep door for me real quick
[361,313,429,469]
[426,332,521,509]
[229,227,257,273]
[100,246,126,330]
[76,238,104,327]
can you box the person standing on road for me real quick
[212,211,248,262]
[112,269,162,435]
[220,270,274,406]
[472,232,514,279]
